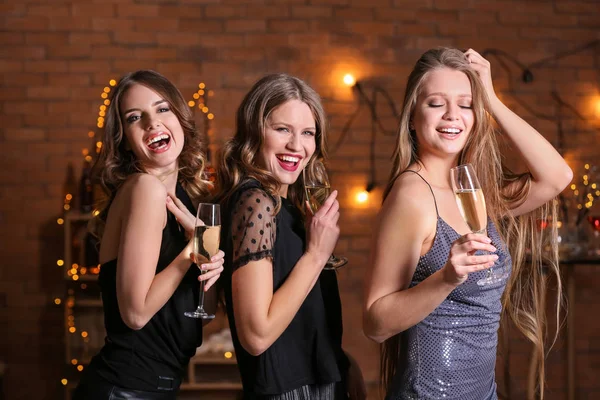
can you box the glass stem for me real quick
[198,277,206,312]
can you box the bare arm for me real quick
[466,49,573,216]
[232,189,340,356]
[116,174,194,330]
[363,175,498,343]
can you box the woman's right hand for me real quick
[305,190,340,267]
[442,233,498,285]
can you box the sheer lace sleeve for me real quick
[231,188,277,271]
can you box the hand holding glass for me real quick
[303,160,347,270]
[450,164,508,286]
[185,203,220,319]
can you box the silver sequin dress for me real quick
[387,171,511,400]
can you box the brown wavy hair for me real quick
[380,48,561,398]
[215,73,328,213]
[92,70,210,236]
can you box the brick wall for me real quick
[1,0,599,399]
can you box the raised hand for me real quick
[305,190,341,266]
[464,48,498,104]
[166,194,196,240]
[442,233,498,285]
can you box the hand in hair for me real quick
[464,48,498,104]
[442,233,498,285]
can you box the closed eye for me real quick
[428,104,444,108]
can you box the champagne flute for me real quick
[450,164,508,286]
[303,160,348,270]
[185,203,221,319]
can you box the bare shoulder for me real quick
[382,172,438,224]
[122,173,167,197]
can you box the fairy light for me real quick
[356,191,369,204]
[61,379,68,386]
[77,365,84,372]
[57,218,64,225]
[343,73,356,87]
[54,298,62,305]
[71,359,77,365]
[57,259,64,266]
[224,351,233,359]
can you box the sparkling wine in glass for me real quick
[185,203,221,319]
[303,160,347,270]
[451,164,508,286]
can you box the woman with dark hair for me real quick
[73,70,224,399]
[216,73,365,400]
[363,48,572,399]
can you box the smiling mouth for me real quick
[437,127,462,137]
[145,133,171,151]
[276,155,301,171]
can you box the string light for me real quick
[224,351,233,359]
[343,74,356,87]
[356,191,369,204]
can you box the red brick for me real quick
[334,6,374,20]
[459,10,496,24]
[4,128,46,142]
[197,34,246,48]
[0,32,24,45]
[204,5,245,18]
[348,21,394,35]
[49,17,93,31]
[68,60,112,73]
[134,18,179,31]
[3,101,47,115]
[0,87,27,100]
[117,4,159,18]
[113,31,158,45]
[92,18,135,31]
[0,3,26,16]
[556,1,600,13]
[416,9,459,22]
[4,16,49,31]
[438,23,478,37]
[29,4,70,16]
[47,44,91,59]
[267,20,309,33]
[159,5,205,18]
[433,0,471,9]
[247,5,291,18]
[91,45,136,59]
[375,8,417,21]
[396,23,436,36]
[0,60,24,72]
[27,86,71,100]
[72,3,116,17]
[291,5,333,18]
[245,34,290,47]
[225,19,266,33]
[156,32,204,46]
[25,32,69,46]
[133,47,178,60]
[179,19,225,32]
[498,12,538,25]
[69,33,111,46]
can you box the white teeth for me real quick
[146,134,169,146]
[278,155,299,163]
[439,128,461,134]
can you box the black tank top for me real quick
[85,183,202,392]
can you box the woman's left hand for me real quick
[166,194,196,240]
[464,48,498,104]
[194,250,225,291]
[345,352,367,400]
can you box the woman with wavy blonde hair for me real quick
[363,48,572,399]
[74,70,224,399]
[216,73,365,399]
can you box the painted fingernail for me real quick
[492,255,499,260]
[201,264,207,270]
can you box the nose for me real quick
[287,132,301,151]
[443,102,460,121]
[144,114,161,130]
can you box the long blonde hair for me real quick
[92,70,211,236]
[216,73,328,213]
[381,48,561,398]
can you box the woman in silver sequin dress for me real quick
[363,48,572,399]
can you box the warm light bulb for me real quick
[61,379,68,386]
[54,298,61,305]
[224,351,233,359]
[109,79,117,86]
[57,259,64,266]
[207,113,214,120]
[71,359,78,365]
[57,218,64,225]
[356,191,369,203]
[77,365,84,371]
[343,74,356,87]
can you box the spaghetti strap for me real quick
[402,169,440,217]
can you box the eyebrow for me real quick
[423,92,472,99]
[269,121,316,131]
[122,99,167,115]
